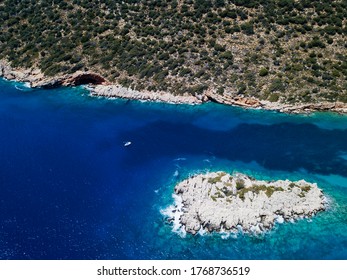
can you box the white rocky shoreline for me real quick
[90,84,203,105]
[162,172,328,236]
[1,59,347,114]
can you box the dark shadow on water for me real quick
[119,121,347,176]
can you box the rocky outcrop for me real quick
[62,72,107,86]
[0,60,45,84]
[91,84,203,105]
[205,90,347,114]
[29,72,108,88]
[205,91,262,108]
[260,100,347,114]
[162,172,327,235]
[0,60,108,88]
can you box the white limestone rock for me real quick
[164,172,327,235]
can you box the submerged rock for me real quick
[164,172,327,235]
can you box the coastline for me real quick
[1,59,347,114]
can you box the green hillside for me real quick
[0,0,346,103]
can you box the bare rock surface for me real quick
[91,84,202,105]
[162,172,327,235]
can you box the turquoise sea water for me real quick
[0,78,347,259]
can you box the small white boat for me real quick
[124,141,132,147]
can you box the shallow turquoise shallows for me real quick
[1,78,347,259]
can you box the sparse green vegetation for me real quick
[259,68,269,77]
[301,185,311,193]
[289,182,312,197]
[237,184,284,201]
[221,186,234,196]
[236,179,245,190]
[0,0,346,103]
[208,172,226,184]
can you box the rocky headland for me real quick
[1,59,347,113]
[162,172,327,235]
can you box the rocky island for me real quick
[163,172,327,235]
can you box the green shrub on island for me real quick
[259,68,269,77]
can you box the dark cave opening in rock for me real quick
[72,74,106,86]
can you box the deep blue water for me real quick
[1,78,347,260]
